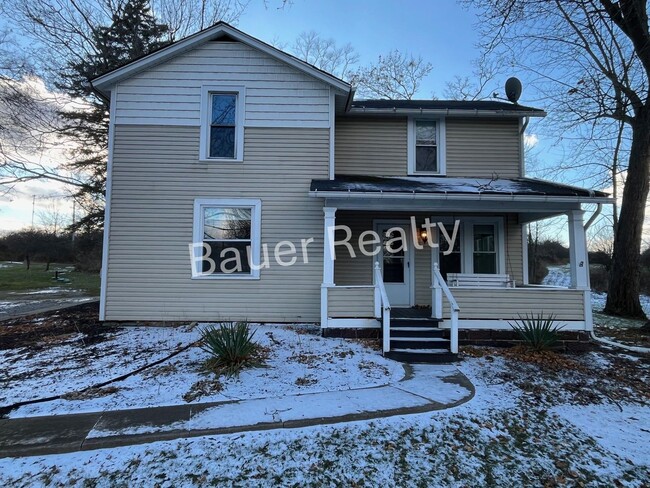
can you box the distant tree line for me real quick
[0,230,102,272]
[528,237,650,296]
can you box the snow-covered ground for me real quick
[2,323,403,417]
[1,353,647,486]
[551,403,650,467]
[543,264,650,316]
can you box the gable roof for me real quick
[350,99,546,117]
[91,22,352,97]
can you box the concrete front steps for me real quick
[384,318,458,363]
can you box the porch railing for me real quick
[374,262,391,353]
[432,263,460,354]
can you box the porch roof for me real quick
[309,175,611,203]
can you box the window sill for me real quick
[191,274,260,280]
[407,172,445,176]
[198,158,244,163]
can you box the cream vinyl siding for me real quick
[335,117,408,175]
[327,287,375,318]
[115,41,331,127]
[333,211,524,308]
[442,288,585,321]
[334,116,521,178]
[446,118,521,178]
[105,125,328,321]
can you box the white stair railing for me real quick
[432,263,460,354]
[374,262,391,353]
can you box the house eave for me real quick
[308,190,613,205]
[91,22,352,97]
[346,107,547,118]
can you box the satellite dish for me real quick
[505,77,522,104]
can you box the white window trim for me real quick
[432,216,505,275]
[199,85,246,162]
[407,117,446,175]
[192,198,262,280]
[462,217,506,274]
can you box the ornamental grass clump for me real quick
[509,312,565,352]
[200,321,261,376]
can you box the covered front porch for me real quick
[310,175,612,360]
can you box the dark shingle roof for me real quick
[350,99,545,114]
[310,175,608,198]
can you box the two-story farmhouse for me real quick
[92,23,612,361]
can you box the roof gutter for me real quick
[584,203,603,230]
[346,108,546,118]
[308,190,613,204]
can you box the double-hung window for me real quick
[437,218,504,280]
[408,118,446,175]
[209,94,237,158]
[192,199,261,279]
[200,86,245,162]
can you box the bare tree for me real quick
[291,31,359,80]
[351,51,433,100]
[0,0,248,204]
[444,55,501,100]
[152,0,250,40]
[467,0,650,319]
[36,199,71,235]
[287,32,434,99]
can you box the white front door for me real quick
[375,223,412,307]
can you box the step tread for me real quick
[390,337,448,342]
[391,348,452,354]
[390,327,440,332]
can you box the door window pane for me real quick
[382,229,405,283]
[383,257,405,283]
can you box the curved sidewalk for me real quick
[0,364,475,458]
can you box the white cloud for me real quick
[1,76,88,232]
[524,133,539,148]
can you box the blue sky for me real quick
[238,0,482,99]
[0,0,599,237]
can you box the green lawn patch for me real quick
[0,262,100,296]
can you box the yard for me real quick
[0,304,403,418]
[0,302,648,486]
[0,261,100,320]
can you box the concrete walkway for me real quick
[0,298,98,322]
[0,364,474,458]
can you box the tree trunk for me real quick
[604,109,650,319]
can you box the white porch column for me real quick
[321,207,337,328]
[567,209,589,290]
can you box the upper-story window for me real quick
[200,85,245,162]
[407,118,446,175]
